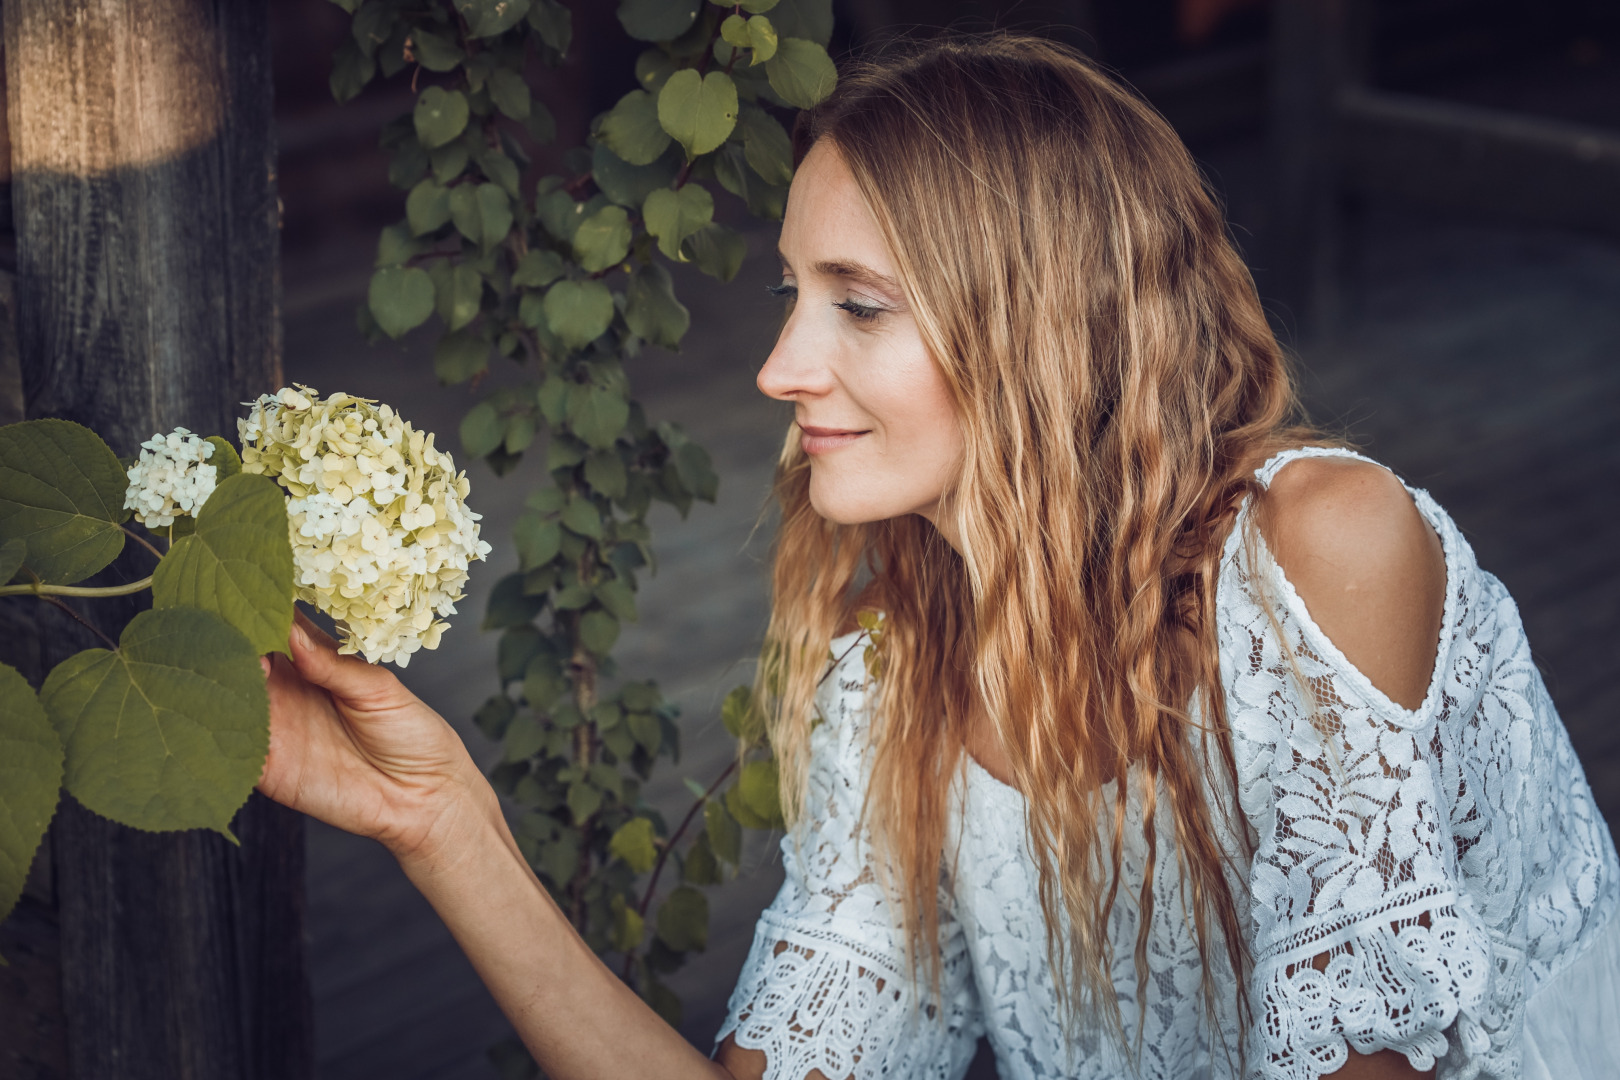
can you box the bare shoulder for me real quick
[1257,456,1446,711]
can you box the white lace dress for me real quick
[716,448,1620,1080]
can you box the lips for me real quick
[798,423,869,455]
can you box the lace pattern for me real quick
[718,447,1619,1080]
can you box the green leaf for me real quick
[720,684,763,743]
[609,816,658,873]
[368,266,435,338]
[528,0,573,53]
[617,0,701,42]
[460,401,505,459]
[0,537,25,584]
[0,419,129,585]
[766,0,831,45]
[434,329,489,384]
[724,780,771,828]
[483,572,545,630]
[375,222,424,267]
[591,142,681,210]
[151,474,294,658]
[722,13,778,64]
[476,183,514,252]
[488,67,530,120]
[738,759,784,827]
[738,105,794,186]
[567,779,602,823]
[431,140,470,184]
[572,205,632,273]
[657,70,738,158]
[567,384,630,450]
[474,693,517,739]
[655,885,708,951]
[674,437,719,502]
[580,609,620,655]
[0,663,64,932]
[512,250,566,288]
[41,608,267,837]
[330,38,376,103]
[635,48,680,93]
[764,38,836,108]
[435,263,483,331]
[683,830,721,884]
[642,184,714,261]
[409,28,464,72]
[513,513,561,569]
[624,263,690,350]
[406,178,453,235]
[679,222,747,282]
[522,655,566,710]
[204,438,242,482]
[501,712,545,762]
[449,184,482,244]
[705,797,742,864]
[414,86,470,149]
[560,495,602,539]
[598,90,672,167]
[543,280,615,351]
[504,413,537,455]
[594,576,637,621]
[456,0,532,38]
[610,894,646,951]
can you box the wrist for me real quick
[386,762,507,878]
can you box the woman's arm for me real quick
[258,612,744,1080]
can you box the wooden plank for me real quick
[0,0,307,1076]
[1339,87,1620,236]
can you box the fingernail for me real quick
[292,621,309,649]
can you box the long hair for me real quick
[757,33,1325,1053]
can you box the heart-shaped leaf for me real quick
[414,86,470,149]
[151,473,294,657]
[764,38,835,109]
[41,607,269,838]
[0,662,64,932]
[543,279,615,351]
[657,69,738,158]
[0,419,129,585]
[368,266,436,338]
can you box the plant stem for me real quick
[38,595,119,651]
[0,575,153,598]
[121,524,165,561]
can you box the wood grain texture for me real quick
[0,0,305,1076]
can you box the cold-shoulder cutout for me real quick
[1256,454,1447,712]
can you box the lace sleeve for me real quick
[1223,522,1494,1080]
[715,643,981,1080]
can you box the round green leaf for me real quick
[434,328,489,384]
[624,262,690,349]
[542,279,615,351]
[655,885,709,952]
[560,494,603,538]
[449,185,482,244]
[409,29,464,72]
[483,572,545,630]
[583,449,629,500]
[567,385,630,451]
[767,0,831,45]
[591,142,681,209]
[0,419,129,585]
[599,90,672,167]
[512,250,566,288]
[572,205,632,273]
[414,86,470,150]
[720,684,764,743]
[406,178,452,235]
[657,69,738,158]
[476,183,514,252]
[529,0,573,53]
[705,798,742,864]
[611,895,646,950]
[738,758,784,826]
[764,38,836,108]
[642,184,714,260]
[437,263,483,331]
[204,437,242,482]
[580,609,620,655]
[455,0,532,38]
[738,106,794,186]
[739,0,779,11]
[41,607,268,837]
[151,473,294,658]
[0,662,64,931]
[617,0,700,42]
[460,401,505,459]
[368,266,435,338]
[487,67,530,120]
[513,513,561,570]
[567,779,602,824]
[723,14,777,64]
[609,816,658,873]
[679,222,747,283]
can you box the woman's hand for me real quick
[257,609,494,863]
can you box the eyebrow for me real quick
[778,249,903,296]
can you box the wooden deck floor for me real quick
[281,148,1620,1078]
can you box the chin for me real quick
[807,476,917,527]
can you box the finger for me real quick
[287,613,401,706]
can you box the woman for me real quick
[258,35,1620,1080]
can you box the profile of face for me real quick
[757,140,966,534]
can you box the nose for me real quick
[756,308,834,403]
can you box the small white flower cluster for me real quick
[123,427,218,528]
[239,385,493,667]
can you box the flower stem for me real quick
[0,575,154,598]
[38,595,119,651]
[121,524,166,561]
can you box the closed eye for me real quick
[834,299,883,321]
[766,282,797,300]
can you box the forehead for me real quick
[779,140,898,277]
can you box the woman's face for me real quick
[757,140,965,539]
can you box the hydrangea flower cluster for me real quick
[123,427,218,528]
[238,385,492,667]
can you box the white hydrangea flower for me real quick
[239,385,493,667]
[123,427,218,528]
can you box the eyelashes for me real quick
[767,282,884,323]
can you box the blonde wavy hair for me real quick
[756,34,1326,1053]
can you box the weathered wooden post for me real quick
[0,1,311,1077]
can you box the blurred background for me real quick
[267,1,1620,1076]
